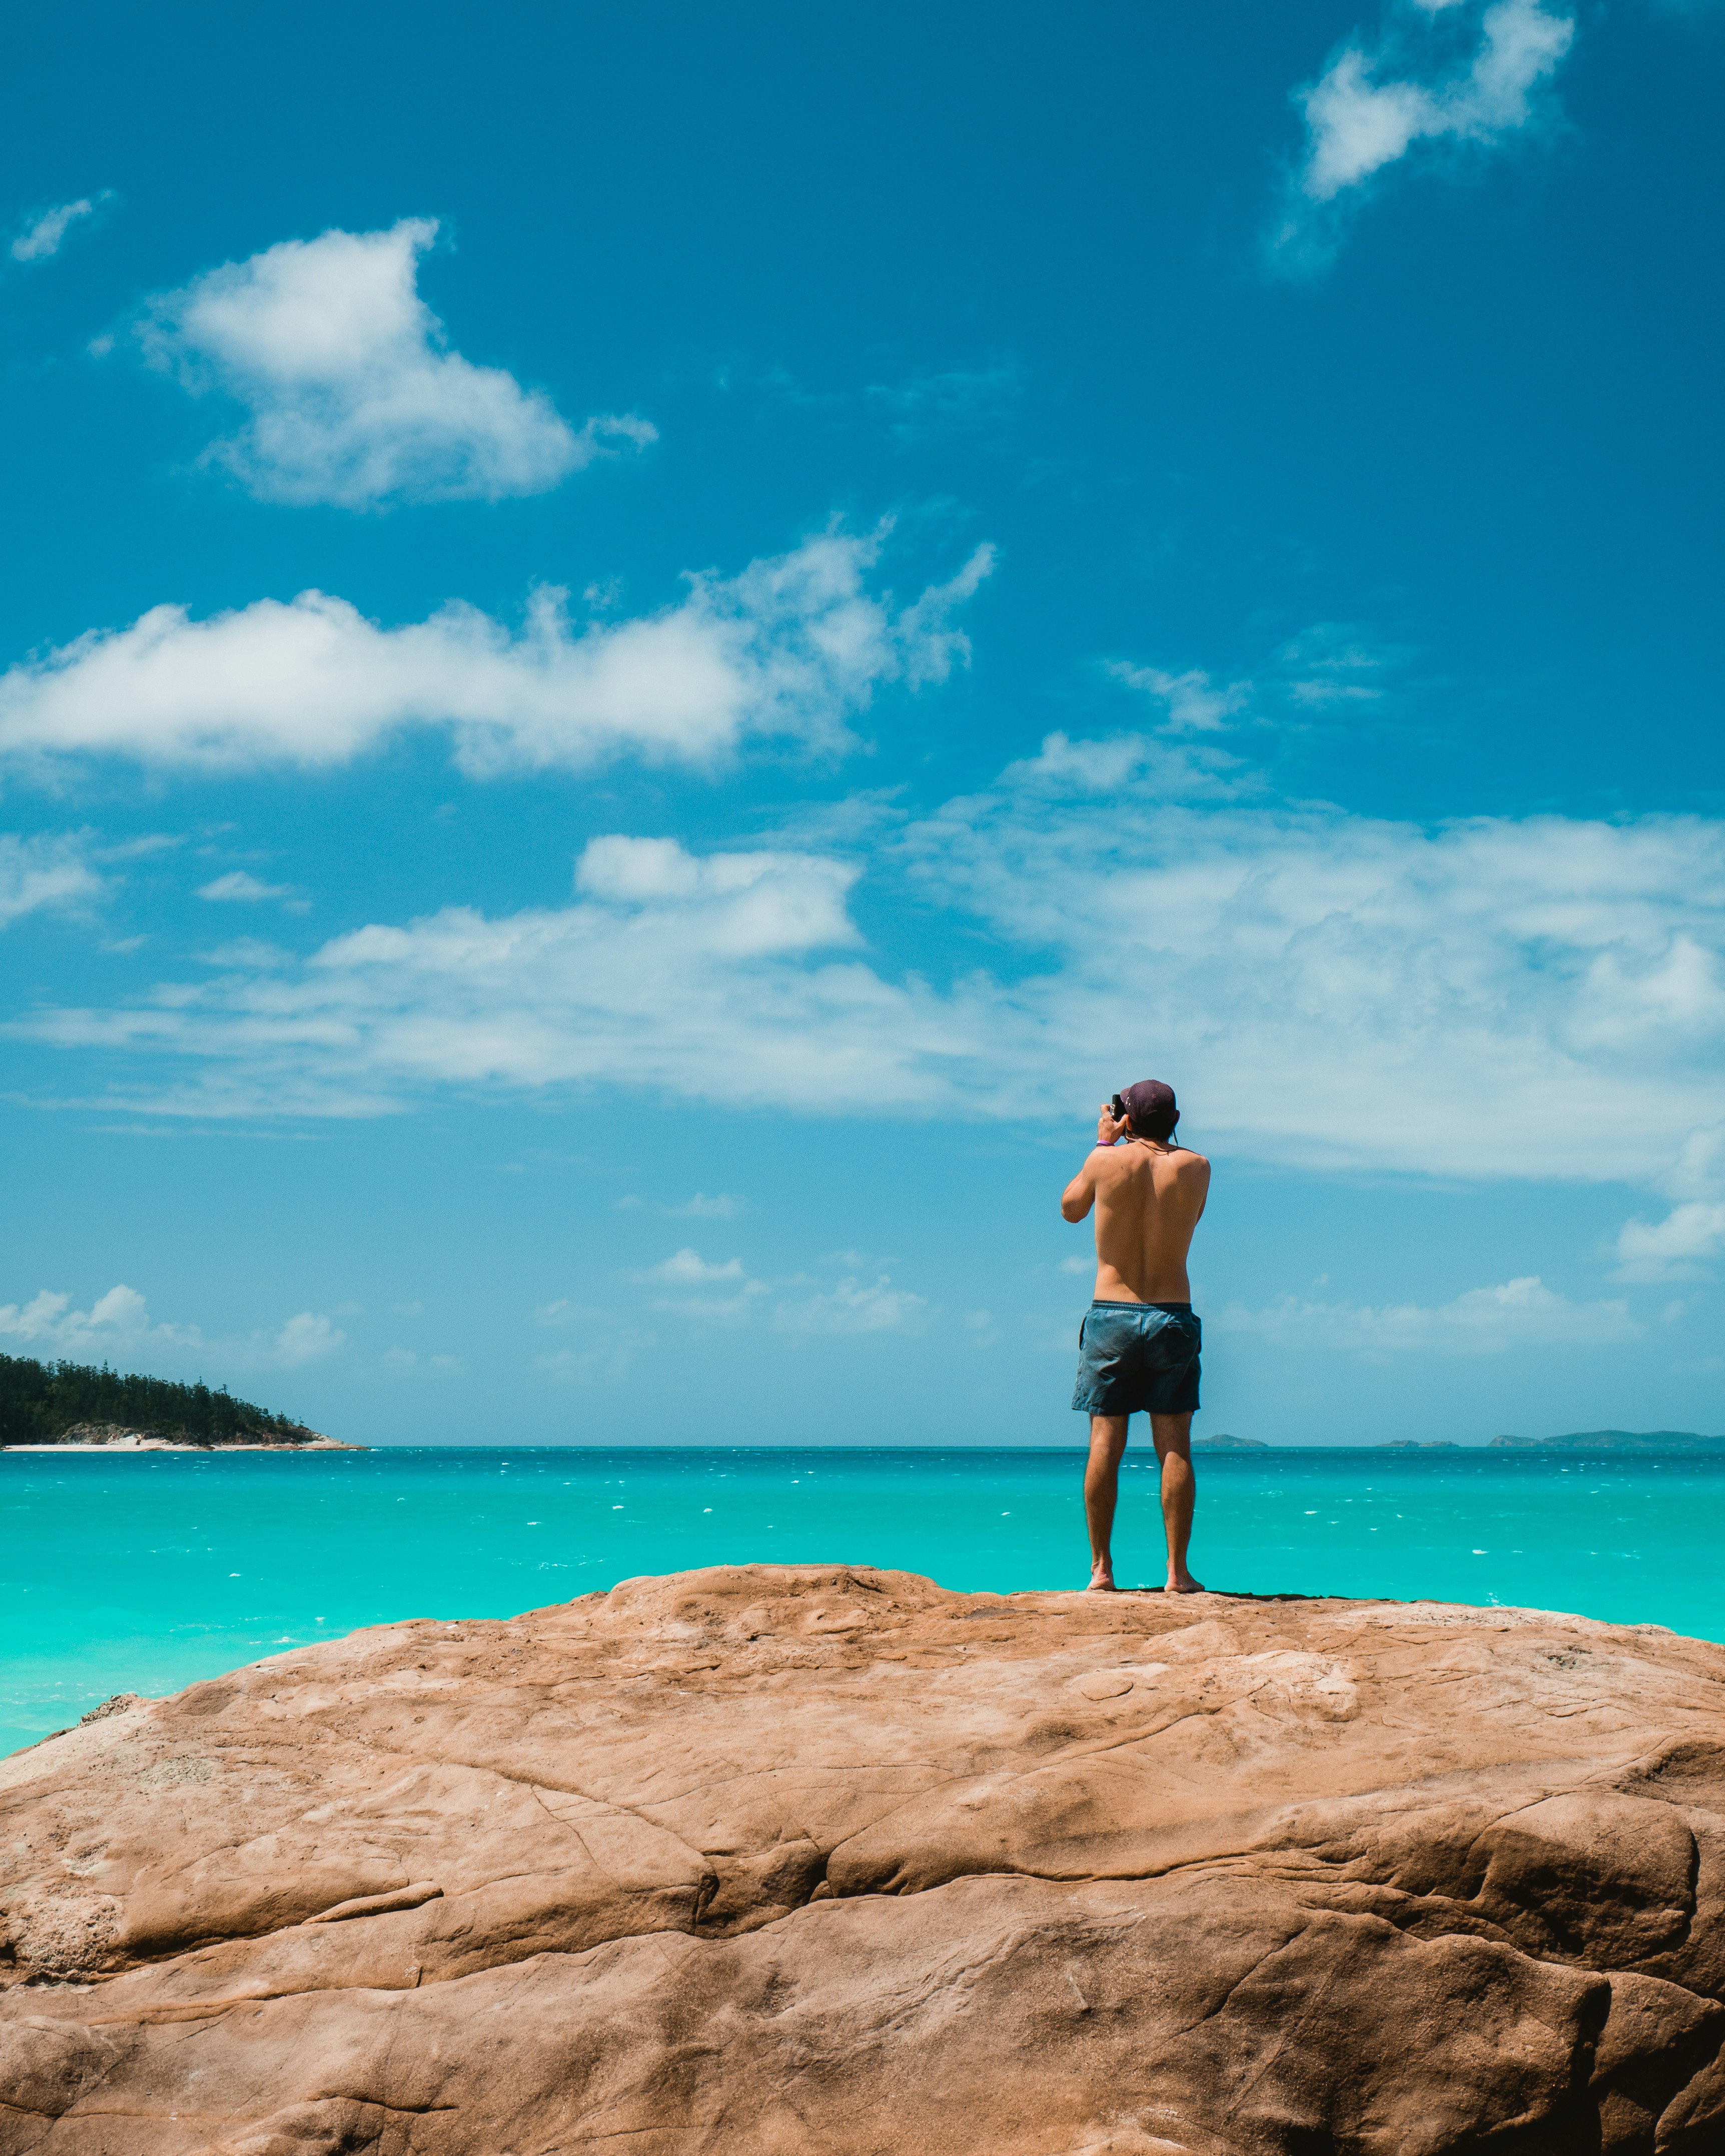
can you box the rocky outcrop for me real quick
[4,1565,1725,2154]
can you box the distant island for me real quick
[1490,1429,1725,1453]
[1197,1431,1725,1454]
[0,1351,358,1450]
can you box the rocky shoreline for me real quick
[1,1422,362,1452]
[4,1564,1724,2152]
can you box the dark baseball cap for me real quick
[1119,1080,1179,1137]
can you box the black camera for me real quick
[1110,1094,1126,1121]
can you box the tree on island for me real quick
[0,1352,319,1447]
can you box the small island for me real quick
[1191,1432,1269,1451]
[1491,1429,1725,1453]
[0,1350,359,1450]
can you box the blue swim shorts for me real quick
[1071,1300,1201,1417]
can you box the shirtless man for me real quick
[1061,1079,1212,1594]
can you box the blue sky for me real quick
[2,0,1720,1446]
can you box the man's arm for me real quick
[1061,1102,1129,1221]
[1061,1159,1097,1223]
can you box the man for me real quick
[1061,1079,1211,1594]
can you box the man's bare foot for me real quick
[1166,1571,1206,1593]
[1087,1563,1119,1593]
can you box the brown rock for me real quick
[4,1565,1725,2153]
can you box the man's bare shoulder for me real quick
[1089,1143,1138,1178]
[1093,1144,1210,1186]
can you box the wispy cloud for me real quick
[196,870,304,908]
[1105,663,1253,733]
[0,527,992,776]
[1215,1274,1640,1356]
[567,1249,930,1337]
[1277,623,1395,707]
[771,1274,930,1336]
[380,1345,465,1376]
[10,192,114,263]
[865,362,1025,446]
[0,832,102,928]
[1272,0,1575,271]
[12,745,1725,1210]
[137,217,649,507]
[1105,626,1401,734]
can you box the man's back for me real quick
[1065,1133,1211,1304]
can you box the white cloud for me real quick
[0,832,102,928]
[636,1248,748,1285]
[993,729,1247,802]
[1108,627,1397,728]
[381,1345,464,1375]
[771,1274,931,1335]
[633,1247,768,1326]
[667,1192,743,1218]
[1216,1275,1640,1357]
[1615,1201,1725,1282]
[893,542,997,690]
[535,1299,607,1328]
[138,217,642,507]
[197,870,297,903]
[7,833,943,1120]
[1106,663,1252,732]
[1303,0,1573,199]
[0,529,991,775]
[271,1311,345,1365]
[1275,0,1574,264]
[0,1284,169,1352]
[12,741,1725,1209]
[894,753,1725,1189]
[576,834,861,954]
[0,1282,343,1371]
[11,193,112,263]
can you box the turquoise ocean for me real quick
[5,1445,1723,1758]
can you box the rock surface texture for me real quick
[6,1565,1725,2154]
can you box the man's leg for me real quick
[1150,1412,1204,1593]
[1084,1414,1130,1590]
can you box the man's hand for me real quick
[1096,1101,1129,1148]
